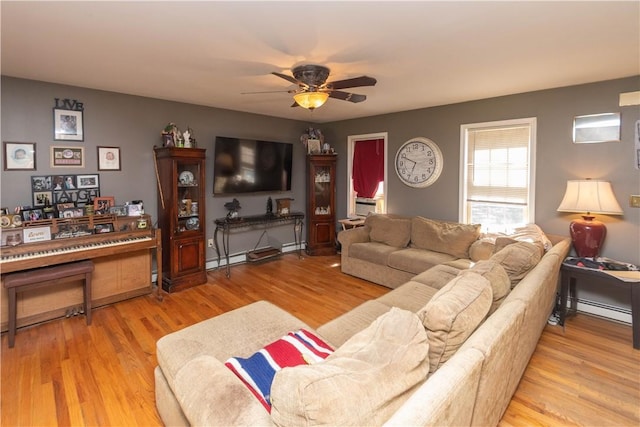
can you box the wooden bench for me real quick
[3,260,94,348]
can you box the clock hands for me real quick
[402,157,417,176]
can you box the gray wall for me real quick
[0,76,309,257]
[326,76,640,315]
[2,76,639,316]
[327,76,640,264]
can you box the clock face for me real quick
[395,137,443,188]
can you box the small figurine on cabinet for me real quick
[183,127,197,148]
[162,123,181,147]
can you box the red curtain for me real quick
[353,139,384,198]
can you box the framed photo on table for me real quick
[54,108,84,141]
[4,142,36,171]
[94,196,115,215]
[97,146,121,171]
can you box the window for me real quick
[459,118,536,233]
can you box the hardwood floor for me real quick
[1,254,638,426]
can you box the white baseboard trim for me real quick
[570,297,631,325]
[205,242,305,271]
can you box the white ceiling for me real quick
[2,1,639,124]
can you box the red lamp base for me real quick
[569,215,606,258]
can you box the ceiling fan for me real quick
[245,64,377,110]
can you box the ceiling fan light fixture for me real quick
[293,91,329,110]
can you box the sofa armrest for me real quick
[338,226,370,257]
[383,348,484,427]
[172,355,273,426]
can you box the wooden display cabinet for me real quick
[154,147,207,292]
[306,154,337,255]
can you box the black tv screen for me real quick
[213,136,293,195]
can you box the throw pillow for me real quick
[367,214,411,248]
[490,241,544,288]
[466,260,511,314]
[417,272,492,373]
[410,216,481,259]
[492,236,518,253]
[510,223,553,252]
[468,239,495,261]
[270,307,429,426]
[225,329,334,411]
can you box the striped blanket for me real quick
[225,329,334,411]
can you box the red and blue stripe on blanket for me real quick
[225,329,334,411]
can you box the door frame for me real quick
[346,132,388,217]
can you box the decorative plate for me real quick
[179,171,195,185]
[185,217,199,230]
[0,216,11,227]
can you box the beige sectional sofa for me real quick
[154,215,570,426]
[340,214,499,288]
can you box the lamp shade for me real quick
[557,179,623,258]
[293,92,329,110]
[557,180,623,215]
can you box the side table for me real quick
[338,217,365,230]
[559,262,640,349]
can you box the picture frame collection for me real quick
[4,99,123,173]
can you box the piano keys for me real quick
[0,215,163,332]
[1,229,160,275]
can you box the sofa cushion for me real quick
[224,329,334,411]
[490,241,544,288]
[156,300,310,390]
[411,263,461,290]
[388,248,457,275]
[493,236,519,253]
[172,355,273,426]
[377,280,440,312]
[466,260,511,314]
[317,300,391,348]
[417,272,492,373]
[270,308,430,427]
[349,241,399,265]
[410,217,481,259]
[468,239,495,262]
[367,215,411,248]
[510,223,553,252]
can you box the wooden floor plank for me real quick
[2,254,638,426]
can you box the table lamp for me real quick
[557,179,623,258]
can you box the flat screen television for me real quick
[213,136,293,195]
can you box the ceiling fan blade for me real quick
[241,89,296,95]
[327,76,377,90]
[329,91,367,103]
[272,71,300,85]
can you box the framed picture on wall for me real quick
[77,174,99,189]
[51,146,84,168]
[4,142,36,171]
[97,146,121,171]
[54,108,84,141]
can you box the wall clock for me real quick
[394,137,443,188]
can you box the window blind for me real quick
[466,125,530,205]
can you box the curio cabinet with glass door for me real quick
[154,147,207,292]
[306,154,337,255]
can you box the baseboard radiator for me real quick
[567,296,632,325]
